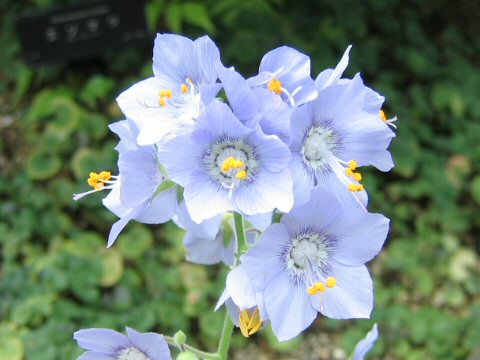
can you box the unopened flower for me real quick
[74,327,172,360]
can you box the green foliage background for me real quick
[1,0,480,359]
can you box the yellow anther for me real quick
[159,97,167,106]
[307,286,318,295]
[239,308,262,337]
[326,277,337,288]
[87,172,100,187]
[348,160,358,170]
[267,78,283,95]
[98,171,111,181]
[159,89,173,99]
[313,282,327,293]
[379,110,387,121]
[236,170,248,180]
[181,83,189,94]
[356,184,364,191]
[345,168,354,177]
[353,172,362,181]
[221,156,245,172]
[348,183,361,192]
[87,171,111,189]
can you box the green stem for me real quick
[233,212,247,260]
[164,336,220,359]
[217,309,235,360]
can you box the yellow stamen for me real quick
[268,78,282,95]
[221,156,245,172]
[313,282,327,293]
[326,277,337,288]
[348,160,358,170]
[356,184,364,191]
[345,168,354,177]
[379,110,387,121]
[159,89,173,99]
[307,286,318,295]
[239,308,262,337]
[87,171,111,189]
[236,170,248,180]
[181,83,189,94]
[159,97,167,106]
[353,172,362,181]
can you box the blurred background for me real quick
[1,0,480,359]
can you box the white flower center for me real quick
[117,346,150,360]
[287,232,328,275]
[204,139,257,188]
[302,126,338,170]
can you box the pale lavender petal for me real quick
[264,270,317,341]
[183,233,224,265]
[126,327,171,360]
[134,186,177,224]
[74,329,129,355]
[226,267,257,310]
[78,352,115,360]
[183,170,232,223]
[353,323,379,360]
[193,35,220,84]
[176,201,222,239]
[315,262,373,319]
[315,45,352,90]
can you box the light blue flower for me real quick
[74,327,171,360]
[240,187,389,341]
[158,100,293,223]
[352,323,379,360]
[247,46,317,107]
[74,120,178,247]
[117,34,222,145]
[218,65,292,144]
[176,202,272,266]
[289,74,395,207]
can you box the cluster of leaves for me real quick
[1,0,479,359]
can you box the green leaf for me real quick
[26,152,62,180]
[100,249,124,287]
[80,76,116,106]
[166,3,183,33]
[182,2,216,34]
[0,335,24,360]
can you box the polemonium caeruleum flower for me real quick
[74,327,171,360]
[239,187,389,341]
[74,120,178,247]
[158,100,293,223]
[247,46,317,107]
[117,34,222,145]
[215,266,268,338]
[289,74,395,207]
[218,65,292,145]
[352,323,379,360]
[316,46,398,129]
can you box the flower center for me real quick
[73,170,119,201]
[302,126,338,170]
[268,78,283,94]
[287,232,328,275]
[204,139,257,188]
[117,346,150,360]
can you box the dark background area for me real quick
[1,0,480,359]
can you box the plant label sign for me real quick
[16,0,149,65]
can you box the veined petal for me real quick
[183,170,232,223]
[74,329,129,355]
[193,35,220,84]
[176,201,222,239]
[125,328,171,360]
[226,266,258,310]
[107,207,140,247]
[289,153,315,206]
[134,186,177,224]
[315,45,352,90]
[248,126,291,172]
[183,232,225,265]
[217,64,259,124]
[264,270,317,341]
[315,262,373,319]
[234,168,294,215]
[153,34,196,83]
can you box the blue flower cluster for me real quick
[74,33,396,347]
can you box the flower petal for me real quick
[74,328,129,355]
[353,323,379,360]
[125,327,171,360]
